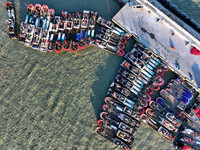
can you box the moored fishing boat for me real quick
[156,68,164,76]
[104,98,142,119]
[65,12,73,31]
[71,31,79,52]
[63,30,72,51]
[110,81,138,100]
[106,90,136,109]
[95,127,131,150]
[40,5,49,30]
[98,119,137,136]
[46,9,55,31]
[73,11,81,29]
[149,101,182,128]
[47,31,57,52]
[5,1,17,39]
[25,4,35,23]
[97,120,135,144]
[154,76,165,86]
[117,67,136,83]
[55,32,65,53]
[32,4,41,27]
[18,22,27,43]
[120,60,140,75]
[96,33,125,50]
[100,111,140,129]
[160,62,169,72]
[146,108,178,133]
[95,39,125,56]
[139,92,151,102]
[140,114,175,141]
[32,27,42,50]
[144,87,153,95]
[24,25,35,47]
[150,81,160,91]
[89,11,97,29]
[40,30,49,52]
[96,16,114,29]
[49,16,60,32]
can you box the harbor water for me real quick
[0,0,199,149]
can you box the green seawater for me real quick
[0,0,199,149]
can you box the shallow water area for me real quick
[0,0,199,150]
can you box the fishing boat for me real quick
[184,108,200,131]
[32,27,42,50]
[98,27,127,44]
[25,4,35,23]
[156,97,181,117]
[181,126,200,142]
[32,4,41,27]
[115,75,141,95]
[73,11,81,29]
[160,62,169,72]
[95,33,125,50]
[125,53,145,69]
[110,81,138,100]
[104,99,142,120]
[5,1,17,39]
[177,134,200,149]
[63,30,72,51]
[47,32,57,52]
[167,79,193,100]
[150,81,160,91]
[89,11,97,28]
[40,30,49,52]
[106,90,136,109]
[57,18,66,31]
[55,32,65,53]
[96,16,114,29]
[137,76,148,85]
[160,89,188,109]
[100,112,140,129]
[18,22,27,43]
[154,76,165,86]
[46,9,55,31]
[120,60,140,75]
[49,16,60,32]
[81,10,90,29]
[24,25,35,47]
[40,5,49,30]
[134,43,153,56]
[156,68,164,76]
[146,108,178,133]
[71,31,79,52]
[95,127,131,150]
[139,92,151,102]
[95,39,125,56]
[117,67,136,83]
[140,114,175,141]
[98,119,136,136]
[144,87,153,95]
[97,120,135,144]
[149,101,182,128]
[65,12,73,31]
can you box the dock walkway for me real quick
[112,0,200,89]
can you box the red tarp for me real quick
[190,47,200,55]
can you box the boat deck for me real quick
[112,0,200,90]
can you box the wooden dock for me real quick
[112,0,200,90]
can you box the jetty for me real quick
[112,0,200,89]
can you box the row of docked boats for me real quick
[95,17,130,56]
[5,3,130,56]
[95,42,170,149]
[18,4,98,53]
[96,41,200,149]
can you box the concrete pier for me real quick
[112,0,200,89]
